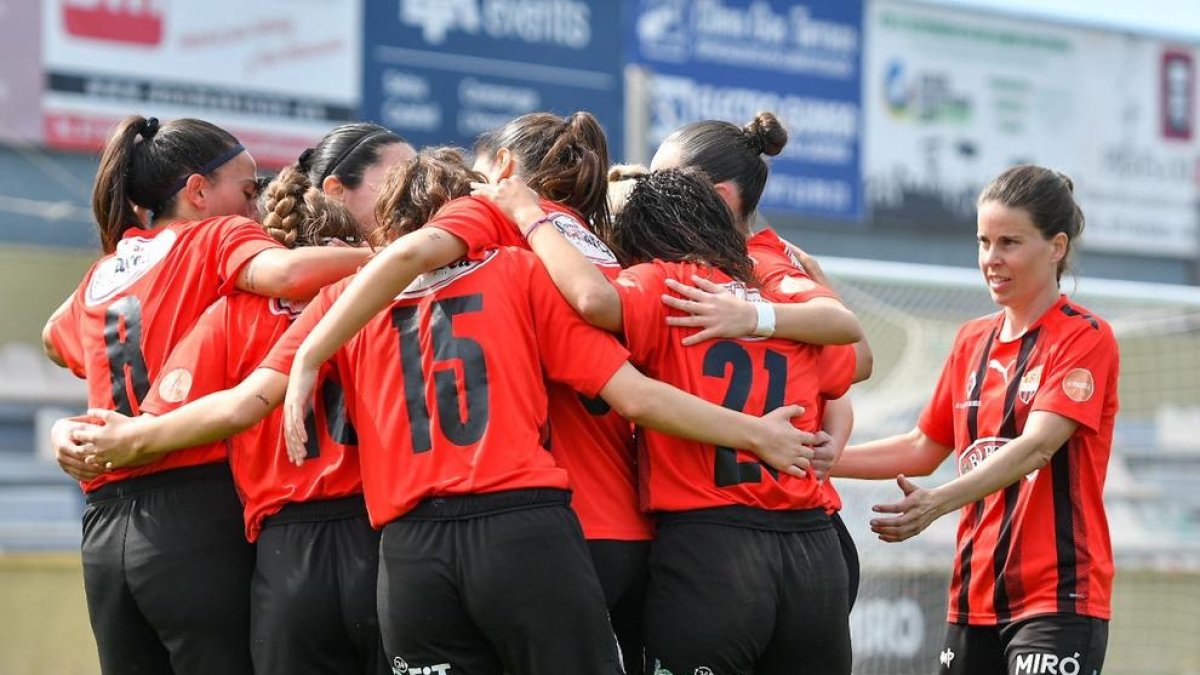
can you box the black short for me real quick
[830,511,860,610]
[377,489,621,675]
[938,614,1108,675]
[251,495,388,675]
[588,539,651,675]
[643,506,852,675]
[81,463,255,675]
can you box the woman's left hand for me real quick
[283,358,319,466]
[869,475,944,542]
[470,178,543,231]
[662,275,757,346]
[73,409,156,470]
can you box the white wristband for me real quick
[752,301,776,338]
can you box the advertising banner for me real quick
[628,0,865,220]
[361,0,624,152]
[41,0,362,167]
[0,1,43,143]
[865,0,1200,256]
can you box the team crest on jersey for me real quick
[396,250,496,299]
[157,368,193,404]
[85,230,178,306]
[958,436,1012,475]
[549,212,620,267]
[1018,365,1043,404]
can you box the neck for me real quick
[1000,284,1061,340]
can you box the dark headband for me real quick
[317,130,394,184]
[156,143,246,211]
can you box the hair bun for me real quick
[608,163,649,182]
[138,117,160,140]
[1054,170,1075,193]
[741,112,787,157]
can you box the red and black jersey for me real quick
[919,295,1118,625]
[747,228,839,301]
[46,216,281,491]
[430,197,649,540]
[614,261,854,513]
[747,227,855,514]
[141,293,362,542]
[262,248,631,528]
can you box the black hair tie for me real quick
[139,117,160,139]
[297,148,316,172]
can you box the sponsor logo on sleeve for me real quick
[550,212,620,267]
[1061,368,1095,402]
[85,231,178,306]
[157,368,193,404]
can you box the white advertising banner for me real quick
[866,0,1200,257]
[41,0,361,167]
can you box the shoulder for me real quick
[1051,298,1114,338]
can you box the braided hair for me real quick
[260,166,361,248]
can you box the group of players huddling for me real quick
[45,109,1117,675]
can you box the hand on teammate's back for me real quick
[752,404,815,478]
[809,430,839,482]
[662,275,757,345]
[471,177,542,231]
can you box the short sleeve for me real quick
[206,216,284,294]
[817,344,856,400]
[141,299,232,416]
[46,294,86,378]
[613,263,670,368]
[1031,323,1118,434]
[918,343,960,449]
[527,261,629,397]
[259,280,346,374]
[425,196,521,259]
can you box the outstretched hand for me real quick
[870,475,943,542]
[662,275,757,346]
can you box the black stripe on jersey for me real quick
[1060,303,1099,330]
[956,327,998,619]
[1051,440,1078,613]
[991,328,1041,623]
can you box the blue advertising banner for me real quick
[361,0,623,153]
[628,0,864,220]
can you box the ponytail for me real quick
[475,111,611,235]
[90,115,242,253]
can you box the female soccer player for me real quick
[650,111,869,608]
[288,122,414,232]
[834,165,1117,675]
[278,147,818,675]
[42,114,369,675]
[268,109,642,669]
[474,167,859,675]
